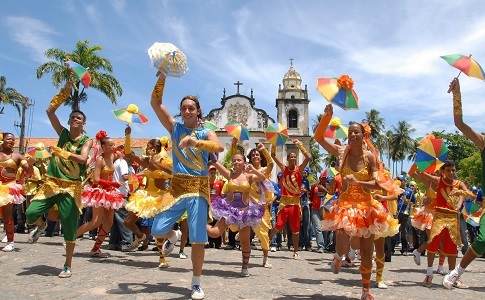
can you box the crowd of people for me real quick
[1,76,485,300]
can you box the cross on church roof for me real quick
[234,80,243,94]
[289,58,294,66]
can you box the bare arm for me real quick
[46,82,73,136]
[246,164,266,183]
[314,104,339,156]
[415,170,439,185]
[294,139,311,174]
[270,145,285,171]
[450,78,485,150]
[211,160,231,180]
[93,156,104,183]
[150,73,176,135]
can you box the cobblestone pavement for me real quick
[1,233,485,299]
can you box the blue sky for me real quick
[1,0,485,172]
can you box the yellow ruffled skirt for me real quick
[126,189,173,219]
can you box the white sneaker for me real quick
[437,266,446,275]
[1,235,7,243]
[179,251,187,259]
[2,242,14,252]
[423,274,433,287]
[240,268,250,277]
[90,249,109,258]
[28,222,47,244]
[442,270,459,289]
[191,285,205,300]
[413,249,421,266]
[158,258,169,268]
[348,248,356,260]
[270,246,276,252]
[58,265,72,278]
[162,240,175,256]
[376,280,388,289]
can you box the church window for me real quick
[288,109,298,128]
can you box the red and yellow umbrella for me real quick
[225,122,250,141]
[316,75,358,110]
[321,167,339,179]
[463,201,481,227]
[26,143,51,159]
[324,117,348,139]
[415,138,449,173]
[65,60,91,88]
[113,104,149,125]
[265,123,289,146]
[441,54,485,81]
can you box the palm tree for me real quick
[0,75,27,116]
[36,40,122,111]
[362,109,385,144]
[391,121,415,174]
[309,137,324,176]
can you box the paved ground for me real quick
[1,232,485,299]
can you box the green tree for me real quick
[308,137,324,180]
[362,109,385,144]
[36,40,122,111]
[0,75,27,116]
[391,121,415,174]
[433,131,479,164]
[458,151,482,187]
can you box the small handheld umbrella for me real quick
[463,201,482,227]
[148,42,188,77]
[27,143,51,159]
[265,123,289,146]
[415,138,449,173]
[225,122,250,141]
[316,75,359,110]
[324,117,348,139]
[203,120,219,131]
[113,104,149,125]
[441,54,485,92]
[323,194,338,213]
[321,167,339,179]
[65,60,91,88]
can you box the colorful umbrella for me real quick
[324,117,348,139]
[316,75,359,110]
[416,133,436,145]
[148,42,188,77]
[321,167,339,179]
[323,194,338,213]
[113,104,149,125]
[415,138,449,173]
[26,143,51,159]
[65,60,91,88]
[265,123,289,146]
[441,54,485,81]
[463,201,481,227]
[225,122,250,141]
[203,120,219,131]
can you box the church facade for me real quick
[205,62,310,178]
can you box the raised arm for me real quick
[415,170,439,185]
[450,78,485,150]
[150,73,176,134]
[46,81,73,136]
[258,143,274,175]
[211,159,231,180]
[294,139,311,173]
[270,145,285,171]
[246,163,267,183]
[314,104,339,156]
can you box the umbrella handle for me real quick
[447,72,462,93]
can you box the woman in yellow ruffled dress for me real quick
[123,125,173,267]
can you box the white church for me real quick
[205,62,311,179]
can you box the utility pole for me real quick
[14,98,31,154]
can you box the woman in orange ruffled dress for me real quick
[0,132,32,252]
[314,102,393,300]
[77,130,124,257]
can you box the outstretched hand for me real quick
[324,104,333,116]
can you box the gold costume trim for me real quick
[453,92,462,116]
[173,133,205,171]
[32,175,83,213]
[152,76,166,100]
[196,140,220,153]
[49,87,71,109]
[278,195,300,212]
[282,173,300,195]
[428,211,461,246]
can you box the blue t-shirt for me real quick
[300,178,310,207]
[171,122,210,176]
[397,187,416,215]
[271,180,281,213]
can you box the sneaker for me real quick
[58,265,72,278]
[342,259,353,267]
[90,249,109,258]
[224,245,235,250]
[331,254,342,274]
[1,235,7,243]
[191,284,205,300]
[453,278,468,289]
[376,280,388,289]
[28,222,47,244]
[442,270,459,289]
[270,246,277,252]
[240,268,249,277]
[316,248,324,253]
[437,266,446,275]
[162,240,175,256]
[349,248,356,260]
[179,251,187,259]
[423,274,433,287]
[413,249,421,266]
[293,252,301,260]
[2,242,14,252]
[361,290,375,300]
[158,258,169,269]
[121,245,136,252]
[137,233,146,246]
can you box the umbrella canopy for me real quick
[65,60,91,88]
[463,201,481,227]
[316,75,359,110]
[27,143,51,159]
[323,194,338,213]
[415,138,449,173]
[324,117,348,139]
[113,104,149,125]
[203,120,219,131]
[265,123,289,146]
[148,42,188,77]
[441,54,485,80]
[225,122,250,141]
[321,167,339,179]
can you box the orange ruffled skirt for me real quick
[411,207,434,231]
[322,191,389,238]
